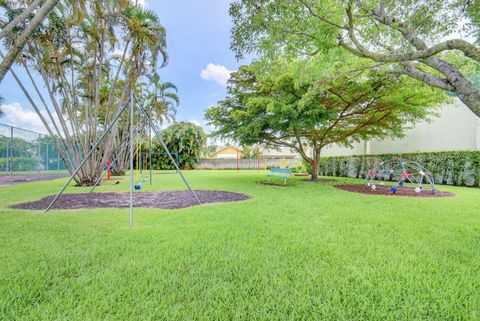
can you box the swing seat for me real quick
[134,183,142,190]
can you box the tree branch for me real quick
[0,0,43,39]
[389,62,454,91]
[343,2,480,62]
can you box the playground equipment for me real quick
[134,141,144,190]
[46,91,200,227]
[366,159,435,194]
[140,152,179,185]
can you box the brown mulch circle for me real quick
[257,181,290,187]
[11,190,250,211]
[303,179,337,183]
[334,184,454,198]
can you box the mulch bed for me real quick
[257,181,290,187]
[0,173,67,186]
[334,184,454,198]
[303,179,337,183]
[293,173,309,176]
[11,190,250,210]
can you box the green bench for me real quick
[267,168,292,185]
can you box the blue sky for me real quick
[0,0,248,133]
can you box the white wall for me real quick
[321,141,365,156]
[322,98,480,157]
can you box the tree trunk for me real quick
[112,167,127,176]
[0,0,59,82]
[311,161,318,180]
[0,0,43,39]
[310,148,321,181]
[75,175,101,187]
[422,57,480,118]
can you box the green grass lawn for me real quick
[1,170,479,320]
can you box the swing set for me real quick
[46,92,200,228]
[134,138,180,189]
[140,151,179,185]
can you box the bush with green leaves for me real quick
[0,157,38,171]
[147,122,206,170]
[288,162,307,174]
[319,150,480,187]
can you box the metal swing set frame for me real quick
[139,151,179,185]
[44,92,201,227]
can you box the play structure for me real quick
[366,159,435,194]
[140,152,179,184]
[45,92,200,227]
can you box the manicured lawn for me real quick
[0,170,479,320]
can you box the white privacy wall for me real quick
[321,98,480,157]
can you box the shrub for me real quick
[319,150,480,187]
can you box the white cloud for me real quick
[200,63,234,86]
[0,102,72,136]
[0,103,49,133]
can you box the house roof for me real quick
[210,146,244,158]
[210,145,300,158]
[214,146,243,154]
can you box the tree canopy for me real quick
[229,0,480,117]
[206,55,446,179]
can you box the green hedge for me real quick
[319,150,480,187]
[0,157,39,171]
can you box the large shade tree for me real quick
[229,0,480,117]
[0,0,168,185]
[206,56,446,180]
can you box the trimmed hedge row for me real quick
[0,157,39,171]
[319,150,480,187]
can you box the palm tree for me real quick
[110,75,179,176]
[146,73,179,125]
[0,0,60,82]
[0,94,4,117]
[1,0,170,186]
[0,0,44,39]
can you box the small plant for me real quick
[288,163,306,173]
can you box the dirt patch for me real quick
[257,181,290,187]
[11,190,250,210]
[303,179,336,183]
[334,184,454,198]
[0,173,67,186]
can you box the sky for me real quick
[0,0,248,134]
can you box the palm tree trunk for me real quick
[0,0,59,82]
[0,0,44,39]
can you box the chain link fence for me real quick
[0,123,67,181]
